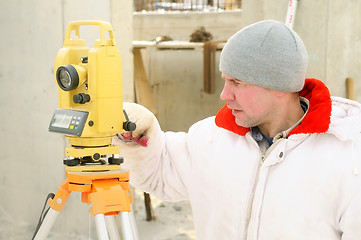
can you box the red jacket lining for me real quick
[215,78,332,137]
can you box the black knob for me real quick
[81,56,88,63]
[73,93,90,104]
[93,153,101,160]
[108,157,124,165]
[123,121,136,131]
[123,110,136,131]
[63,158,80,166]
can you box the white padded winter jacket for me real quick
[119,79,361,240]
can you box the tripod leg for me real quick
[33,180,71,240]
[129,207,139,240]
[105,215,121,240]
[95,214,110,240]
[119,211,139,240]
[33,208,59,240]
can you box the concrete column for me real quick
[111,0,135,102]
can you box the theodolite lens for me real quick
[56,65,79,91]
[59,69,71,87]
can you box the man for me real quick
[113,20,361,239]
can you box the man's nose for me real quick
[220,83,233,101]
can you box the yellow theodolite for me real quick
[33,21,139,240]
[49,20,135,172]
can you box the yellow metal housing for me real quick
[54,21,126,168]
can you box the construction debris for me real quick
[190,26,213,42]
[153,35,173,43]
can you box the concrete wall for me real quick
[0,0,133,238]
[134,0,361,132]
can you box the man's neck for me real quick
[258,95,305,138]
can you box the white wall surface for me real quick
[0,0,133,238]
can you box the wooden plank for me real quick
[346,77,354,100]
[144,192,153,221]
[203,41,226,94]
[133,47,157,221]
[133,40,225,50]
[203,41,215,94]
[133,40,225,95]
[133,48,158,115]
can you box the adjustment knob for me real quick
[123,121,136,131]
[108,157,124,165]
[123,110,136,131]
[73,93,90,104]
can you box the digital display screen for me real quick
[49,109,88,136]
[52,114,72,128]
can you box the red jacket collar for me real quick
[215,78,332,136]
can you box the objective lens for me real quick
[56,65,79,91]
[58,69,72,88]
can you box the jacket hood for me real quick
[215,78,361,141]
[328,96,361,141]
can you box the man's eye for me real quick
[232,80,243,86]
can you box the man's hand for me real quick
[113,102,157,147]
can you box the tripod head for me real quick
[49,21,135,171]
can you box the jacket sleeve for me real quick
[339,188,361,239]
[119,117,194,202]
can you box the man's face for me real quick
[220,73,278,129]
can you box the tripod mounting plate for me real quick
[66,169,132,215]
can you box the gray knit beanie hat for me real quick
[219,20,308,92]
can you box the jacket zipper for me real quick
[242,152,263,240]
[242,135,281,240]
